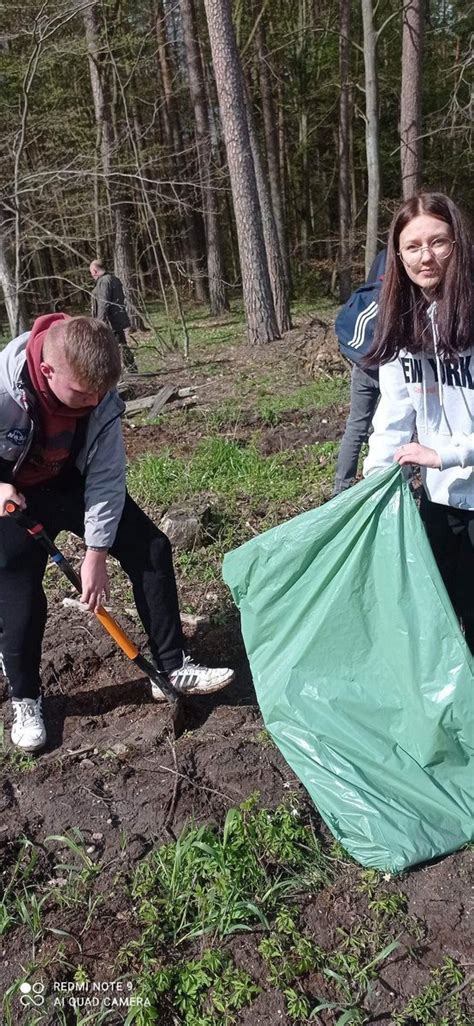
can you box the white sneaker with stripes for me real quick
[11,697,47,753]
[150,655,235,702]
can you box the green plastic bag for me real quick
[223,465,474,872]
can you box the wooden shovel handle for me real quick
[95,606,140,660]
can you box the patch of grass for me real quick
[175,547,223,584]
[200,376,350,430]
[128,437,338,509]
[204,398,245,431]
[257,376,349,426]
[291,295,340,320]
[145,300,247,357]
[0,837,47,940]
[127,794,326,948]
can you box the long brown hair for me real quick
[369,193,472,364]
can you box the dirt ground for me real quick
[1,318,472,1025]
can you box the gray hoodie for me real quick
[0,333,126,547]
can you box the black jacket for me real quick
[91,273,131,331]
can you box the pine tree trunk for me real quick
[256,19,290,292]
[203,0,279,343]
[338,0,352,301]
[400,0,423,198]
[361,0,380,277]
[244,87,291,333]
[155,0,208,304]
[81,2,141,327]
[179,0,228,314]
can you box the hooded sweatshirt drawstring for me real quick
[427,301,447,430]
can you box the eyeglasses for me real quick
[399,238,455,266]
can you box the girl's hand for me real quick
[394,443,441,469]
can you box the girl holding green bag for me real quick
[364,192,473,651]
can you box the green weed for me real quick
[284,986,311,1021]
[125,949,259,1026]
[127,795,326,948]
[205,398,244,431]
[393,957,471,1025]
[46,827,103,883]
[0,837,45,939]
[0,719,36,773]
[253,728,277,749]
[368,891,407,917]
[259,905,323,987]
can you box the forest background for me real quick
[0,0,471,346]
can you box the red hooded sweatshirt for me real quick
[15,314,95,488]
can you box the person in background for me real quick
[89,260,138,373]
[363,192,473,652]
[332,250,385,496]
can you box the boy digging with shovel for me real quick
[0,314,234,752]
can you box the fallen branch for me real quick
[124,386,195,418]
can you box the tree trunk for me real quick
[256,19,290,292]
[400,0,423,198]
[155,0,209,305]
[179,0,228,314]
[244,88,291,333]
[338,0,352,301]
[361,0,380,277]
[203,0,279,343]
[0,211,29,335]
[81,2,141,327]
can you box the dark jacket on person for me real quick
[91,273,131,331]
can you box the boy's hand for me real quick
[0,483,26,515]
[394,443,441,469]
[81,549,110,611]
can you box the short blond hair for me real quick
[43,318,121,391]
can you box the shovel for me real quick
[5,500,185,739]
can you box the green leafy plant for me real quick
[129,795,326,946]
[259,905,323,987]
[125,950,259,1026]
[393,958,471,1025]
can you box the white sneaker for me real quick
[11,697,46,753]
[150,655,235,702]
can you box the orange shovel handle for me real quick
[95,606,140,660]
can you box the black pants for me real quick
[420,492,474,654]
[0,470,184,699]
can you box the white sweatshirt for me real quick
[363,308,474,510]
